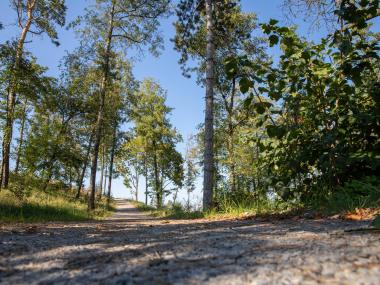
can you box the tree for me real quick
[117,134,145,201]
[73,0,170,210]
[184,135,199,210]
[175,0,266,207]
[203,0,215,210]
[1,0,66,188]
[175,0,243,209]
[125,79,184,208]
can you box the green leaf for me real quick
[224,57,238,80]
[239,77,253,93]
[243,94,253,109]
[258,87,268,93]
[372,215,380,229]
[269,19,279,26]
[254,102,272,114]
[269,35,279,47]
[266,125,287,139]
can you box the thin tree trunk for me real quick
[107,121,117,206]
[144,156,148,205]
[134,166,139,201]
[153,141,161,208]
[76,132,94,199]
[1,0,36,189]
[103,168,107,196]
[99,144,105,199]
[203,0,215,210]
[88,2,115,210]
[228,78,236,193]
[15,99,28,174]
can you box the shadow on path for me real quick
[0,200,378,285]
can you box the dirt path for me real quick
[0,199,379,285]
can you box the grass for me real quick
[132,176,380,221]
[0,186,115,223]
[131,199,300,220]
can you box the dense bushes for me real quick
[221,0,380,211]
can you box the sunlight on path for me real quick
[107,199,152,221]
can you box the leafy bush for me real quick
[325,176,380,213]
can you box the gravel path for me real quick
[0,199,379,285]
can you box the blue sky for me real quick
[0,1,378,204]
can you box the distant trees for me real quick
[0,0,172,211]
[118,79,184,208]
[184,135,199,210]
[71,0,170,209]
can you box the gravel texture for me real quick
[0,199,379,285]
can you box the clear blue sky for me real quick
[0,1,378,204]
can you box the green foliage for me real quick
[222,1,380,210]
[323,176,380,213]
[12,0,67,46]
[372,214,380,229]
[135,200,204,219]
[0,182,113,223]
[118,79,184,208]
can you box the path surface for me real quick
[0,199,379,285]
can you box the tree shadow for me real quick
[0,205,374,284]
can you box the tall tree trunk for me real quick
[15,99,28,174]
[88,2,115,210]
[144,156,148,205]
[99,144,105,199]
[228,78,236,193]
[1,0,36,189]
[103,168,107,196]
[203,0,215,210]
[76,132,94,199]
[152,141,161,208]
[69,167,72,190]
[107,121,117,206]
[134,166,139,201]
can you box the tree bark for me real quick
[76,132,94,199]
[99,144,105,199]
[103,168,107,196]
[1,0,36,188]
[107,121,117,206]
[88,2,115,210]
[228,78,236,193]
[144,156,148,205]
[134,166,139,201]
[203,0,215,210]
[15,99,28,174]
[153,141,161,208]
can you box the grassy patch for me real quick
[0,187,114,223]
[131,199,300,220]
[131,200,204,219]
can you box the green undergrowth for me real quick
[133,177,380,221]
[132,199,300,220]
[0,184,114,223]
[305,176,380,214]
